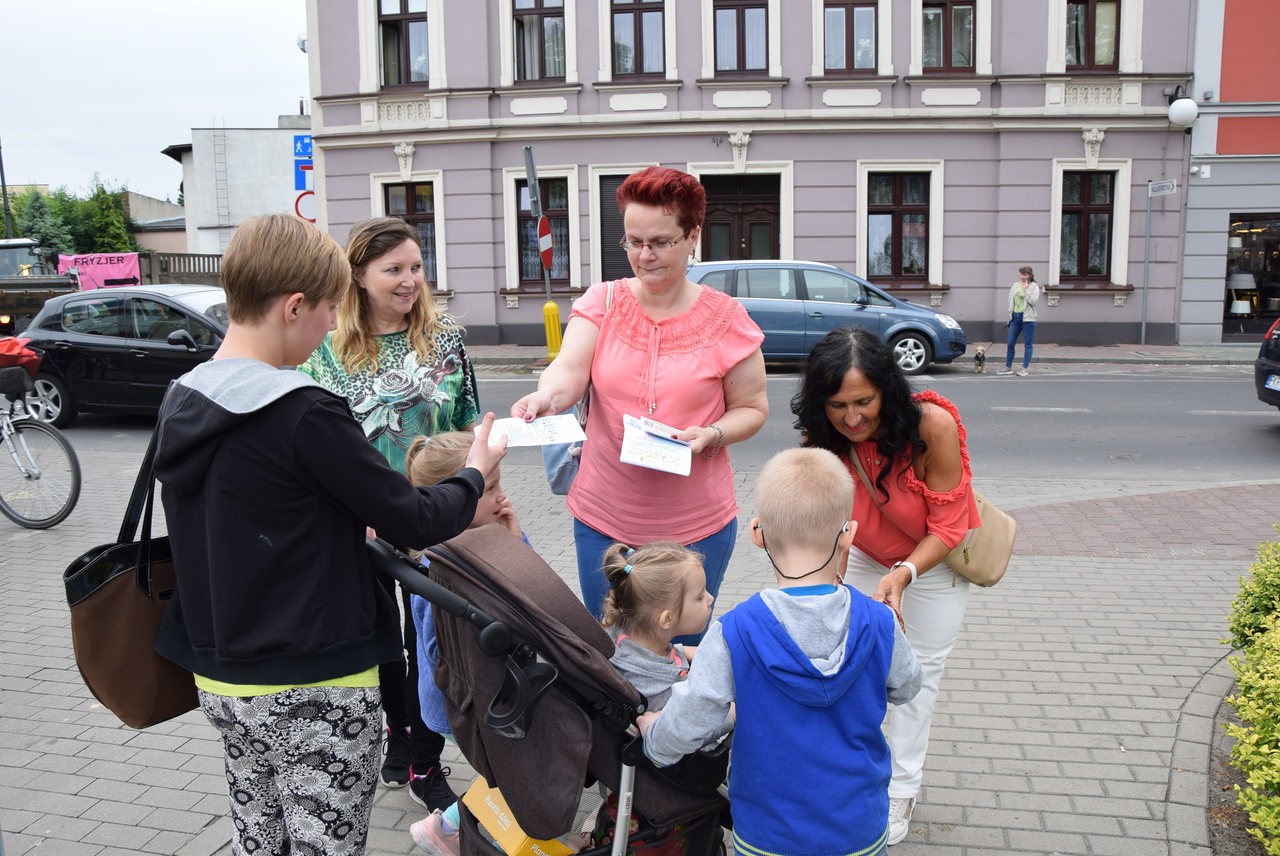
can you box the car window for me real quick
[742,268,798,300]
[803,270,861,303]
[60,296,125,337]
[699,270,732,294]
[863,284,895,307]
[131,298,191,341]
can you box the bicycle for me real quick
[0,342,82,528]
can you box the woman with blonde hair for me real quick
[299,216,478,813]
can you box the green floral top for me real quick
[298,318,479,469]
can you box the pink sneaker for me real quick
[411,809,460,856]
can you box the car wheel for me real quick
[889,332,933,376]
[29,374,77,428]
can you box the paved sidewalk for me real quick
[1,351,1275,855]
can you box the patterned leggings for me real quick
[199,686,382,856]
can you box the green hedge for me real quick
[1226,529,1280,855]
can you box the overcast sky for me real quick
[3,0,309,203]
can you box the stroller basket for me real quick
[366,527,729,856]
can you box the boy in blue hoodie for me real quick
[639,447,922,856]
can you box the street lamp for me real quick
[1167,86,1199,128]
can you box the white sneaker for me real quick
[887,796,915,846]
[996,368,1014,375]
[1015,368,1029,377]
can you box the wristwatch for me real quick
[891,560,918,584]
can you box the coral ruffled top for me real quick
[843,390,982,568]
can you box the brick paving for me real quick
[1,346,1276,854]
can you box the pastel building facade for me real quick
[306,0,1198,345]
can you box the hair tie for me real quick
[623,564,633,575]
[623,547,636,558]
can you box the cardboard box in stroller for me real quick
[462,778,580,856]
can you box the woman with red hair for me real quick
[512,166,767,643]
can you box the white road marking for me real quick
[1187,410,1278,416]
[991,406,1091,413]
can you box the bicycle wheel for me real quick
[0,418,82,529]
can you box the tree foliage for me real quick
[14,190,75,257]
[9,178,139,256]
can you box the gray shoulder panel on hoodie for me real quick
[179,358,326,415]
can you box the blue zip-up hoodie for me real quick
[644,585,920,856]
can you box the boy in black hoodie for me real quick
[153,214,507,856]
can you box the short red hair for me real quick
[616,167,706,233]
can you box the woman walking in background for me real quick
[999,266,1040,376]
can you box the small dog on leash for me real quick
[973,345,987,373]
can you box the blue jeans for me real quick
[573,516,737,645]
[1005,312,1036,369]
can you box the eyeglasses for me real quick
[619,233,690,253]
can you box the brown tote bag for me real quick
[63,428,196,728]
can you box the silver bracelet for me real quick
[701,423,725,458]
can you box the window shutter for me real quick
[600,175,631,281]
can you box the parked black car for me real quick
[686,260,967,375]
[1256,318,1280,411]
[16,284,227,427]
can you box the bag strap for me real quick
[848,447,884,511]
[118,425,160,545]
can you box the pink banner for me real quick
[58,253,141,290]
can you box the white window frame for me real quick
[1045,0,1144,74]
[597,1,678,83]
[809,0,894,78]
[908,0,991,77]
[502,165,582,292]
[358,0,448,92]
[588,164,659,285]
[700,0,783,79]
[855,160,945,284]
[499,0,579,87]
[369,170,450,292]
[686,159,796,260]
[1049,158,1132,287]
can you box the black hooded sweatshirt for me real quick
[153,358,482,686]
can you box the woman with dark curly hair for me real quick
[791,326,980,847]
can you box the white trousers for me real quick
[845,547,970,799]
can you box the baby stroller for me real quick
[368,526,730,856]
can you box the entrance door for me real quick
[702,175,781,261]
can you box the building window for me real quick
[517,178,571,290]
[612,0,664,76]
[824,1,876,73]
[1059,171,1113,279]
[714,0,767,74]
[380,0,429,86]
[514,0,566,82]
[866,173,929,283]
[922,1,974,71]
[1066,0,1118,69]
[385,182,438,285]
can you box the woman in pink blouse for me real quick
[512,167,768,643]
[791,326,981,847]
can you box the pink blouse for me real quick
[843,391,982,568]
[566,280,764,545]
